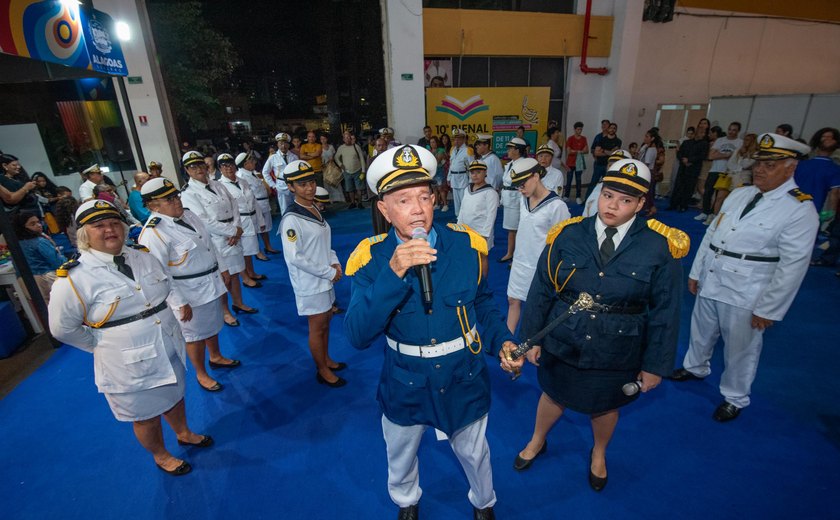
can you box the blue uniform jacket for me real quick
[521,216,682,376]
[344,223,514,435]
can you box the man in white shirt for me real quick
[697,122,743,223]
[474,133,503,191]
[448,129,473,217]
[78,164,104,201]
[262,133,298,214]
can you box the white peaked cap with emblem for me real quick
[451,128,467,138]
[82,163,101,175]
[275,132,291,142]
[366,144,437,196]
[282,160,316,183]
[140,177,179,201]
[474,133,492,143]
[753,133,810,160]
[379,127,394,135]
[603,158,651,197]
[315,186,329,203]
[235,152,250,167]
[181,151,205,167]
[506,137,527,147]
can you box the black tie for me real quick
[174,218,195,232]
[205,184,217,195]
[232,181,241,190]
[282,154,288,163]
[740,192,763,218]
[113,254,134,280]
[600,227,618,265]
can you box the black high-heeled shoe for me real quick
[251,274,268,280]
[242,280,262,288]
[316,371,347,388]
[232,305,259,314]
[589,448,608,492]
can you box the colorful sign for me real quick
[0,0,127,76]
[426,87,550,155]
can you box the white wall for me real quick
[381,0,426,145]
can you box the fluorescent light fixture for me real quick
[115,21,131,41]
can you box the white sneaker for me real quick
[704,214,715,225]
[441,204,449,212]
[694,213,708,221]
[575,197,582,205]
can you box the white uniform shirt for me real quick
[78,180,97,201]
[448,145,473,189]
[238,167,271,215]
[480,152,504,191]
[218,174,265,236]
[689,177,818,320]
[542,166,565,195]
[508,193,570,300]
[457,184,499,249]
[262,151,298,195]
[280,202,339,296]
[48,246,185,394]
[138,209,226,309]
[547,139,564,170]
[582,183,602,217]
[179,177,243,260]
[501,161,521,208]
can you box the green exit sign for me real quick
[127,76,143,85]
[401,73,413,81]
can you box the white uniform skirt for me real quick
[260,207,273,234]
[295,288,335,316]
[502,191,521,230]
[218,244,245,275]
[507,260,537,301]
[241,232,260,256]
[178,298,223,342]
[104,340,186,422]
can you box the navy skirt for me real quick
[537,349,638,414]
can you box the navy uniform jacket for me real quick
[344,223,514,435]
[521,216,685,376]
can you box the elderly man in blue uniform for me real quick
[670,133,819,422]
[344,144,515,520]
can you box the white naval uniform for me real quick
[582,182,602,217]
[238,167,273,235]
[541,165,565,196]
[457,184,499,250]
[138,209,226,342]
[280,202,339,316]
[179,177,245,275]
[547,139,564,171]
[262,151,298,214]
[78,179,97,201]
[507,192,570,301]
[683,177,818,408]
[448,144,473,216]
[218,174,265,257]
[48,246,187,421]
[480,152,504,191]
[501,162,522,230]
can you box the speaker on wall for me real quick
[100,127,133,165]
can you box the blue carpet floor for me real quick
[1,199,838,520]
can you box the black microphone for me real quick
[411,227,433,310]
[622,381,643,396]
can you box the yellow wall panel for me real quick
[423,9,613,58]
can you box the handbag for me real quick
[575,151,586,171]
[323,159,343,187]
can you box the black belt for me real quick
[709,244,780,262]
[256,197,269,201]
[240,211,256,216]
[218,217,233,223]
[172,264,219,280]
[450,171,466,174]
[97,300,168,329]
[502,186,518,191]
[559,291,645,314]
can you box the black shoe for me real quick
[588,448,607,492]
[177,435,214,448]
[264,248,281,255]
[397,504,418,520]
[497,255,513,263]
[513,440,547,471]
[243,280,262,288]
[224,318,240,327]
[232,305,259,315]
[316,371,347,388]
[251,274,268,280]
[209,359,241,369]
[156,460,192,476]
[669,368,704,382]
[198,380,223,392]
[713,402,741,422]
[329,362,348,372]
[474,506,495,520]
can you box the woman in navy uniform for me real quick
[501,159,687,491]
[345,144,515,520]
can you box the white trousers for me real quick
[452,187,465,216]
[277,191,293,216]
[683,295,764,408]
[381,414,496,510]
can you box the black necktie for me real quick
[740,192,763,218]
[205,184,217,195]
[113,254,134,280]
[174,218,195,232]
[600,227,618,265]
[282,154,288,163]
[232,181,241,190]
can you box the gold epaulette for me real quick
[56,258,79,278]
[788,188,813,203]
[145,217,161,228]
[447,223,488,255]
[127,243,150,253]
[647,219,690,259]
[546,216,584,245]
[346,233,388,276]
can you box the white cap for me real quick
[365,144,437,196]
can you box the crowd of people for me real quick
[0,116,837,520]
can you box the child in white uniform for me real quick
[458,160,499,250]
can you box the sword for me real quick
[507,292,595,380]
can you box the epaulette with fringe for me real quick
[546,216,584,245]
[346,233,388,276]
[145,216,161,228]
[788,188,812,203]
[56,257,80,278]
[127,243,150,253]
[447,223,488,255]
[646,219,690,259]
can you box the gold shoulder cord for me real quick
[66,276,120,329]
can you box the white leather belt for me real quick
[387,327,476,358]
